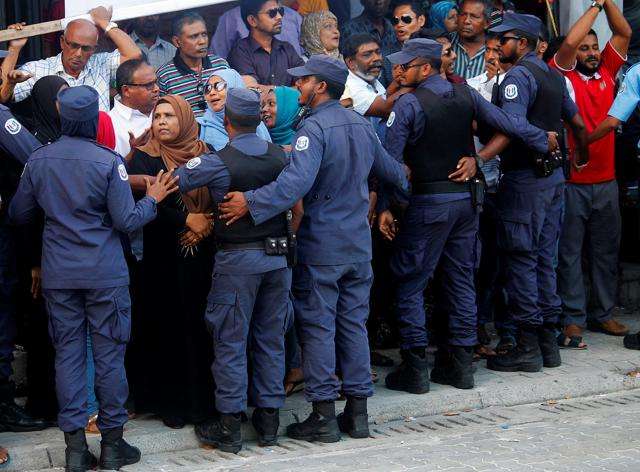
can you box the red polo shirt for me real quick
[550,43,625,184]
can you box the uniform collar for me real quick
[418,74,447,89]
[311,99,339,114]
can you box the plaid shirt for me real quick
[452,33,486,80]
[15,51,120,112]
[157,52,229,118]
[130,31,176,71]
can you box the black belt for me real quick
[216,241,265,251]
[412,181,470,195]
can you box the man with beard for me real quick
[550,0,631,348]
[452,0,492,79]
[483,13,589,374]
[157,12,229,117]
[129,15,176,70]
[340,0,400,86]
[412,28,463,84]
[379,38,558,394]
[229,0,304,88]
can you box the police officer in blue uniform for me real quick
[172,88,293,454]
[379,38,558,394]
[9,86,177,472]
[484,13,589,373]
[0,48,48,432]
[218,55,409,443]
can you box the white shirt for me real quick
[341,70,386,115]
[16,51,120,112]
[108,98,152,157]
[467,71,504,102]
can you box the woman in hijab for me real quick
[198,68,272,150]
[128,95,215,429]
[31,76,68,144]
[429,1,458,33]
[261,86,301,151]
[300,10,341,60]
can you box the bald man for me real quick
[3,6,142,111]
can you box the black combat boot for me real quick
[286,401,340,443]
[385,348,430,394]
[487,327,543,372]
[0,379,47,432]
[252,408,279,447]
[63,429,97,472]
[98,426,141,470]
[538,324,561,368]
[195,413,242,454]
[336,396,369,439]
[431,345,474,389]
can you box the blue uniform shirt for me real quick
[176,133,288,275]
[0,105,40,166]
[243,99,409,266]
[609,63,640,135]
[9,136,157,289]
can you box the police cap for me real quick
[57,85,99,122]
[489,12,542,38]
[226,87,261,118]
[386,38,443,65]
[287,54,349,86]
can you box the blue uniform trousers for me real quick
[206,268,291,413]
[292,262,374,402]
[391,197,479,349]
[0,224,17,385]
[497,170,564,328]
[42,286,131,432]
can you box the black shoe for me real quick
[64,429,97,472]
[252,408,279,447]
[431,345,474,389]
[537,324,561,368]
[0,401,48,432]
[624,332,640,350]
[385,349,430,394]
[195,414,242,454]
[336,396,369,439]
[487,327,543,373]
[286,401,340,443]
[99,426,141,470]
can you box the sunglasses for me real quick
[399,62,425,72]
[204,81,228,94]
[125,79,157,91]
[499,36,522,45]
[391,15,414,26]
[62,36,97,53]
[259,6,285,19]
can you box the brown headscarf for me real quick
[138,95,212,213]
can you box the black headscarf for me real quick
[31,76,69,144]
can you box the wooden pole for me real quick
[0,21,64,42]
[545,0,559,37]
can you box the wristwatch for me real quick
[590,1,604,12]
[104,22,119,33]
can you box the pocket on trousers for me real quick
[111,294,132,344]
[497,210,533,252]
[205,291,243,343]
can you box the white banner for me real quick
[559,0,624,48]
[64,0,234,24]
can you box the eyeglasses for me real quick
[499,36,522,45]
[399,62,425,72]
[62,36,97,53]
[204,81,228,94]
[125,80,157,90]
[259,6,285,19]
[391,15,415,26]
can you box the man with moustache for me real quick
[229,0,304,87]
[130,15,176,70]
[452,0,492,79]
[341,0,400,85]
[550,0,631,347]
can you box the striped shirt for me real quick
[452,33,486,80]
[157,52,229,117]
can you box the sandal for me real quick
[557,333,587,350]
[371,370,379,384]
[474,344,496,360]
[0,446,9,469]
[85,413,100,434]
[284,368,305,396]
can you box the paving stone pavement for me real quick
[3,311,640,471]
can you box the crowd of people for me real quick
[0,0,640,469]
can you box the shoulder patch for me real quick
[4,118,21,135]
[117,164,128,181]
[504,84,518,100]
[386,111,396,128]
[186,157,202,169]
[618,82,627,95]
[295,135,309,152]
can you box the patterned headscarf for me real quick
[429,1,457,30]
[300,11,342,60]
